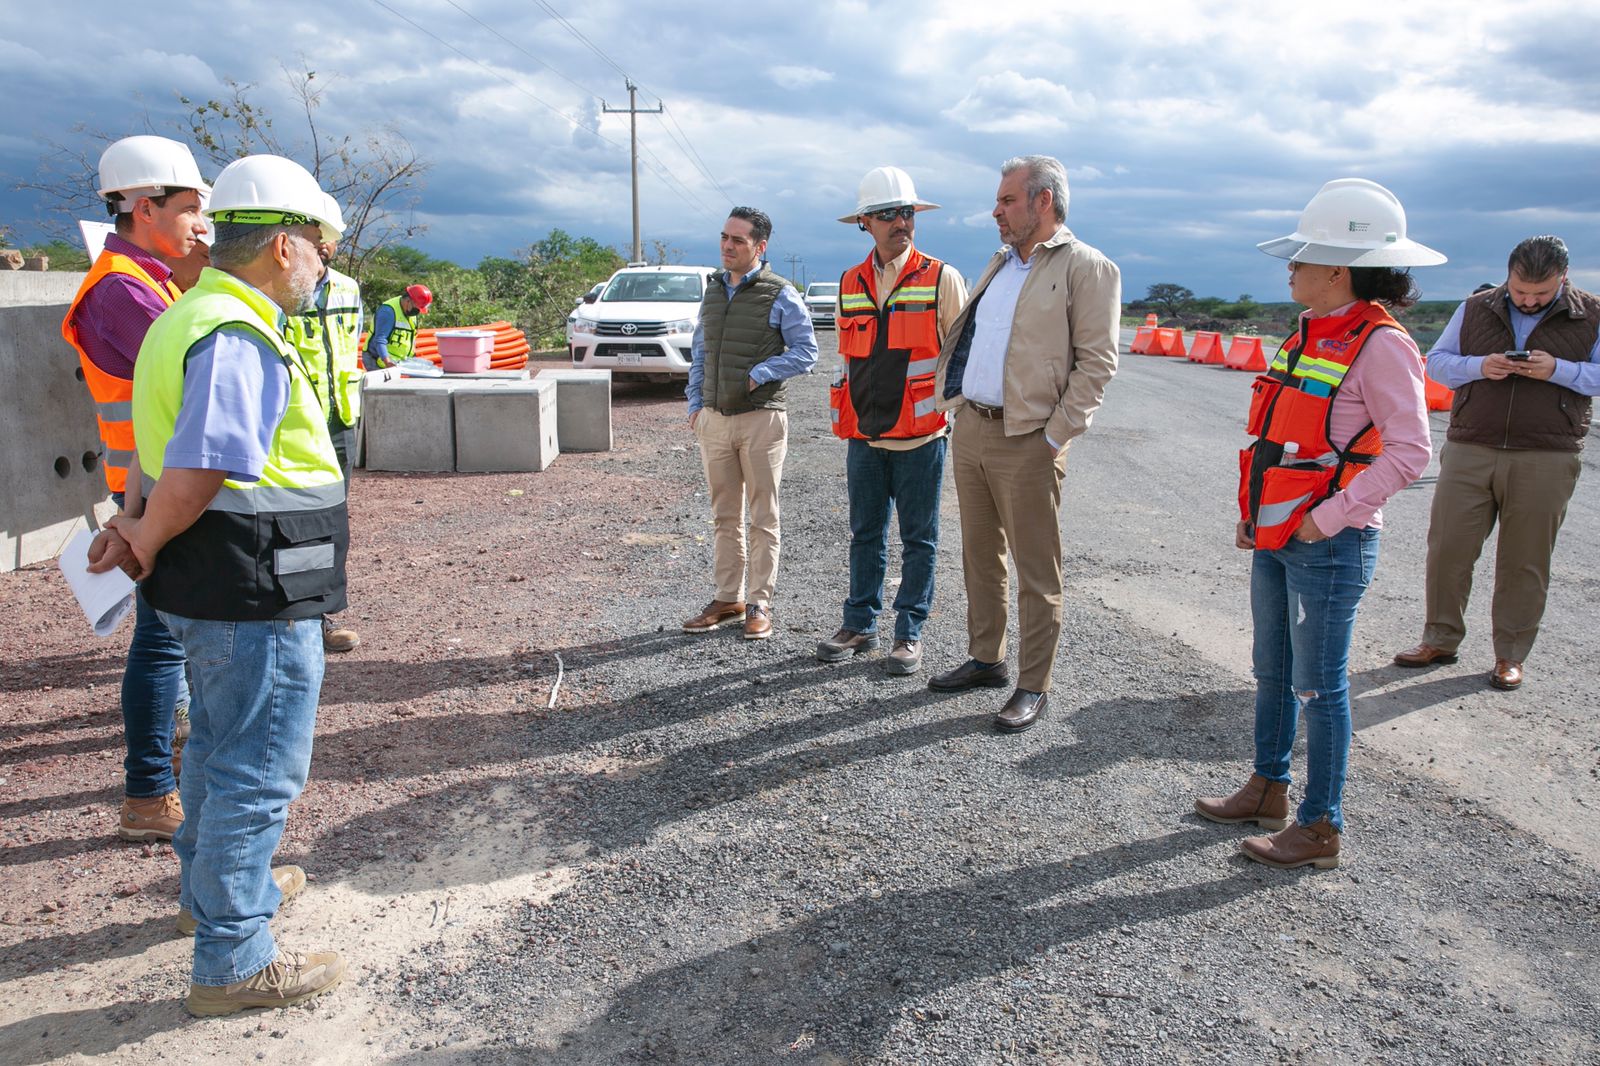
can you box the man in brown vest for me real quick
[682,207,818,640]
[1395,236,1600,689]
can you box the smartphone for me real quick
[1506,350,1531,361]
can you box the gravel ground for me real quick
[2,341,1596,1064]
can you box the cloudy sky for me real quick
[4,0,1598,303]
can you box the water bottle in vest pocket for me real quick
[1240,446,1338,550]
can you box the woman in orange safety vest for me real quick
[1195,179,1444,871]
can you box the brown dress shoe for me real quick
[1489,659,1523,690]
[816,628,877,662]
[1240,817,1340,870]
[683,599,746,633]
[1195,773,1289,830]
[742,605,773,640]
[995,689,1047,733]
[1393,642,1458,667]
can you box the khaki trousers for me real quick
[951,409,1069,691]
[695,408,788,607]
[1422,439,1582,662]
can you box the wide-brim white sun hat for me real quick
[838,165,940,223]
[1258,177,1446,268]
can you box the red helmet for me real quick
[405,284,434,313]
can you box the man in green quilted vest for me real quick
[88,154,348,1017]
[683,207,818,639]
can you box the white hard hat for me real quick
[97,135,210,210]
[318,193,346,237]
[838,166,939,224]
[1258,178,1445,268]
[206,155,344,244]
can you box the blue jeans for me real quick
[111,490,189,798]
[159,613,324,986]
[1250,527,1380,832]
[842,436,946,642]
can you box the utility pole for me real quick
[784,253,804,284]
[602,80,662,263]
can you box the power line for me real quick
[655,105,733,206]
[531,0,628,80]
[511,2,731,214]
[366,0,716,221]
[440,0,604,101]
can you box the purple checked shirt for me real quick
[72,233,176,379]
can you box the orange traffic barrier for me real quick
[1223,335,1268,372]
[1153,327,1187,357]
[1130,325,1158,354]
[1424,367,1454,411]
[1143,312,1158,327]
[1189,331,1225,363]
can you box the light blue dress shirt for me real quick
[686,262,819,416]
[1427,285,1600,396]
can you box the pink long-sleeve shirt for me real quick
[1307,302,1433,535]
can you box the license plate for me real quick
[618,352,643,366]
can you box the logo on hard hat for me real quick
[1347,221,1370,233]
[621,323,638,335]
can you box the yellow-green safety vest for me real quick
[132,266,348,621]
[287,266,364,425]
[369,294,419,366]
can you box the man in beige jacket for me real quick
[928,155,1122,733]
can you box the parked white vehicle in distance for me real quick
[568,265,715,381]
[804,281,838,329]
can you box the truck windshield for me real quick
[603,272,705,302]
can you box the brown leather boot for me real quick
[1240,817,1341,870]
[1194,774,1289,830]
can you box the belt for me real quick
[966,400,1004,420]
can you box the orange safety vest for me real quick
[1238,301,1406,550]
[830,249,946,441]
[61,251,181,493]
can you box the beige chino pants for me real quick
[695,408,788,608]
[951,409,1070,692]
[1422,439,1582,662]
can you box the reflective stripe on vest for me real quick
[289,267,365,425]
[133,266,347,621]
[1238,301,1403,550]
[371,295,417,365]
[829,249,947,442]
[60,250,180,493]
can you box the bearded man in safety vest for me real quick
[61,135,209,844]
[89,154,349,1017]
[365,283,431,368]
[286,193,364,653]
[817,167,967,675]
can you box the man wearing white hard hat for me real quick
[817,166,967,675]
[286,192,365,653]
[89,154,348,1015]
[61,134,208,846]
[1394,235,1600,691]
[928,155,1122,734]
[1196,178,1440,871]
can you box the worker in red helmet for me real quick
[365,283,432,368]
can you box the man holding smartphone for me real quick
[1395,236,1600,689]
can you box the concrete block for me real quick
[454,379,558,473]
[0,272,119,572]
[534,368,613,452]
[363,378,459,472]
